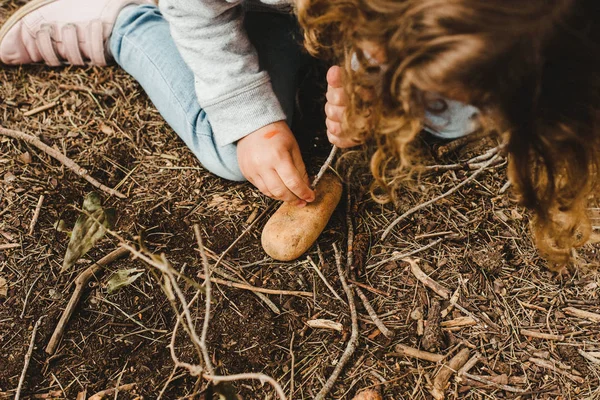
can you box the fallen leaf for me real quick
[62,193,115,272]
[0,276,7,297]
[107,269,144,294]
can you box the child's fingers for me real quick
[275,154,315,202]
[326,118,342,135]
[325,103,345,122]
[262,169,299,203]
[326,86,347,106]
[326,65,344,88]
[250,175,274,199]
[326,129,362,149]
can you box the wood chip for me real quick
[431,348,471,400]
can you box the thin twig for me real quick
[46,247,129,354]
[382,153,500,240]
[203,373,287,400]
[20,274,42,319]
[312,146,338,188]
[462,373,526,393]
[0,126,126,198]
[307,256,343,302]
[405,258,451,300]
[28,194,44,235]
[315,244,359,400]
[355,288,394,338]
[197,274,312,297]
[194,225,215,376]
[368,239,443,269]
[15,316,44,400]
[87,383,136,400]
[528,357,585,383]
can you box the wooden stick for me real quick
[457,352,481,377]
[306,319,344,332]
[382,153,500,240]
[529,357,585,384]
[314,244,359,400]
[520,329,565,341]
[307,256,343,301]
[23,101,58,117]
[441,316,477,329]
[197,274,312,297]
[45,247,129,354]
[88,383,136,400]
[15,316,44,400]
[405,258,451,299]
[430,348,471,400]
[0,243,20,250]
[312,146,338,188]
[0,126,126,199]
[435,129,491,157]
[28,194,44,235]
[392,344,445,363]
[563,307,600,323]
[355,287,394,338]
[462,373,526,393]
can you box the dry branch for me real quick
[197,274,312,297]
[355,287,394,338]
[46,247,129,355]
[312,145,338,188]
[430,348,471,400]
[462,373,526,393]
[15,316,44,400]
[0,126,126,198]
[405,258,451,299]
[314,244,359,400]
[520,329,565,341]
[529,357,585,384]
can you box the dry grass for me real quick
[2,1,600,399]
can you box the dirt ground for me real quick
[3,1,600,399]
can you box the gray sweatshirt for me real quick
[159,0,292,147]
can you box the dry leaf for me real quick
[107,269,144,294]
[62,193,115,272]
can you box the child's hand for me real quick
[237,121,315,206]
[325,66,361,148]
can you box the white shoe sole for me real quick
[0,0,59,46]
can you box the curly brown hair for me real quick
[297,0,600,268]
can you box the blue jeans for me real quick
[110,5,308,181]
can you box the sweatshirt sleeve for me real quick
[159,0,288,146]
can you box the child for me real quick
[0,0,477,203]
[298,0,600,267]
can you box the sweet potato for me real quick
[261,173,343,261]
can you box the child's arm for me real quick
[160,0,314,204]
[159,0,286,146]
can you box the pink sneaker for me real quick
[0,0,154,66]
